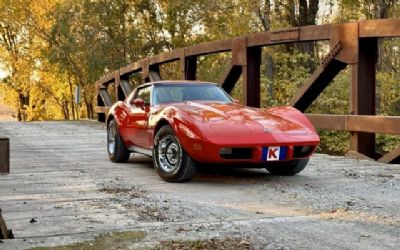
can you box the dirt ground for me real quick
[0,121,399,249]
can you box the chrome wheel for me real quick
[157,135,182,173]
[108,123,116,154]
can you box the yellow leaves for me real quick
[29,0,60,33]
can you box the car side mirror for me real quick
[132,98,145,109]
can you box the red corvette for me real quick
[106,81,319,182]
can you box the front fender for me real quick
[266,106,317,134]
[152,107,208,156]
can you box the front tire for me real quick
[107,119,130,163]
[153,125,196,182]
[265,159,309,176]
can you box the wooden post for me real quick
[0,138,9,174]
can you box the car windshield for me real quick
[153,83,232,105]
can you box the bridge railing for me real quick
[95,18,400,164]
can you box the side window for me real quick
[136,86,151,105]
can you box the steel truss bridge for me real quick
[95,18,400,164]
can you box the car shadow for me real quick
[124,155,313,185]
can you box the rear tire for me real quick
[107,119,130,163]
[265,158,309,176]
[153,125,196,182]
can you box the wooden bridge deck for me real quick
[0,121,399,249]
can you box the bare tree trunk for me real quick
[84,95,93,120]
[68,76,76,120]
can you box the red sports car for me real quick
[106,81,319,182]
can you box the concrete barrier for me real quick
[0,138,9,173]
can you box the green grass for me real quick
[30,231,145,250]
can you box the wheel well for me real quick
[106,115,114,127]
[154,119,170,137]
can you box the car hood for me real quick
[175,102,311,136]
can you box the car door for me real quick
[125,85,152,148]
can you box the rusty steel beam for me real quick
[350,38,378,159]
[220,65,242,94]
[247,24,331,47]
[306,114,400,134]
[119,61,142,76]
[94,106,110,114]
[0,138,9,174]
[99,88,113,107]
[244,46,261,107]
[359,19,400,38]
[185,39,232,57]
[183,56,197,80]
[330,23,359,64]
[270,27,299,43]
[97,70,118,86]
[148,65,162,82]
[291,41,346,112]
[119,77,132,97]
[96,18,400,88]
[378,146,400,164]
[149,49,182,65]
